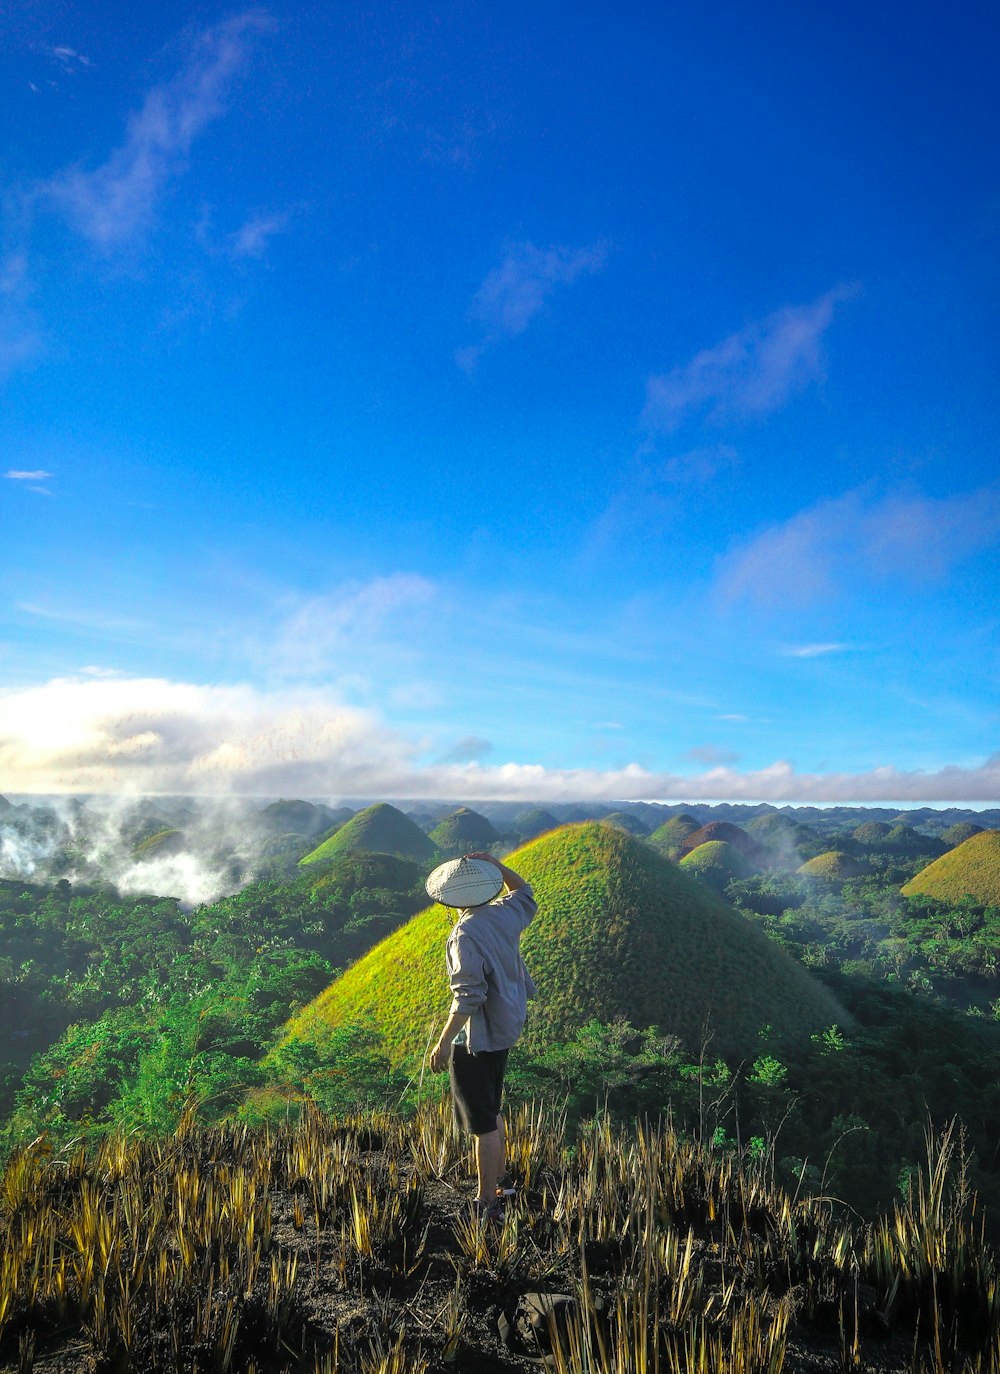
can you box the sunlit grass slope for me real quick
[798,850,862,881]
[679,839,757,890]
[131,829,185,861]
[299,803,436,865]
[901,830,1000,905]
[280,823,846,1066]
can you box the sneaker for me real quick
[495,1172,517,1200]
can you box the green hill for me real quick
[427,807,500,853]
[679,839,757,891]
[901,830,1000,906]
[257,800,352,837]
[647,812,701,858]
[882,824,946,859]
[299,803,437,865]
[745,812,795,839]
[679,822,768,866]
[601,810,649,836]
[511,807,559,841]
[798,850,863,881]
[132,829,186,862]
[279,823,846,1066]
[940,821,984,849]
[852,821,892,845]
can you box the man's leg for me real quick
[474,1127,504,1203]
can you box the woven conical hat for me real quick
[426,856,503,908]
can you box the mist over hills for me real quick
[2,790,998,906]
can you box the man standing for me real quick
[428,852,537,1219]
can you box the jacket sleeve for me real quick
[447,929,488,1015]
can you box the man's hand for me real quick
[430,1039,450,1073]
[464,852,526,892]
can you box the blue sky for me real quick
[2,0,999,801]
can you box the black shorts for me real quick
[449,1044,509,1136]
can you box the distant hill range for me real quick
[279,823,846,1067]
[901,831,1000,906]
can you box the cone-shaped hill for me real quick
[601,810,650,836]
[511,808,559,841]
[851,821,892,846]
[647,813,701,858]
[940,821,984,849]
[679,822,768,866]
[279,823,846,1068]
[679,840,757,891]
[798,851,863,881]
[901,830,1000,906]
[299,803,436,865]
[257,800,352,838]
[427,807,500,853]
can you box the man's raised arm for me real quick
[464,852,527,892]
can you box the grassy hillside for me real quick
[131,829,185,861]
[852,820,892,845]
[299,802,437,865]
[941,821,984,848]
[647,812,701,858]
[679,821,768,866]
[901,830,1000,905]
[798,850,862,881]
[511,807,559,840]
[427,806,499,852]
[679,839,757,890]
[256,799,351,837]
[280,823,845,1068]
[601,810,650,836]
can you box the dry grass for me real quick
[0,1100,998,1371]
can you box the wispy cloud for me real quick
[228,210,291,260]
[51,46,93,71]
[586,444,737,556]
[5,469,53,481]
[3,673,999,801]
[781,643,853,658]
[643,286,854,431]
[0,254,43,378]
[682,744,740,766]
[275,574,438,676]
[457,239,607,370]
[44,11,270,250]
[716,484,1000,609]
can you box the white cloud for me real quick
[44,11,269,250]
[5,469,53,481]
[3,674,999,801]
[643,287,853,431]
[716,485,1000,609]
[458,239,607,369]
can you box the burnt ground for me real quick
[0,1108,989,1374]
